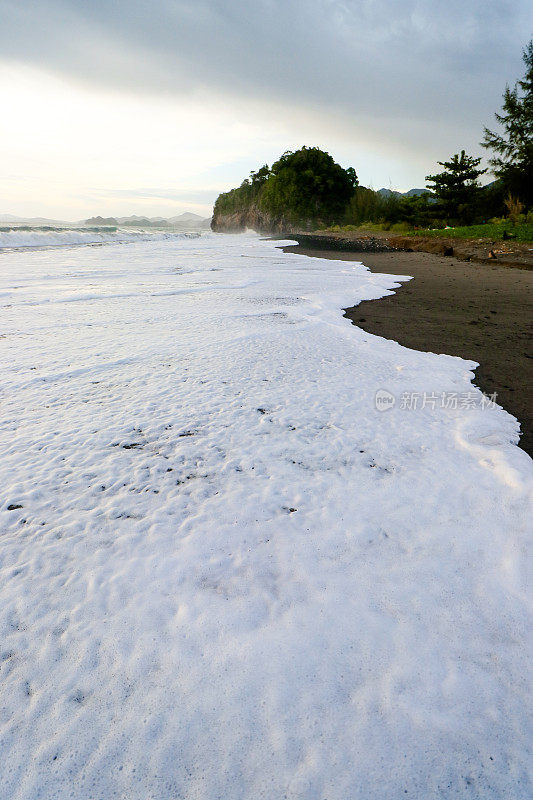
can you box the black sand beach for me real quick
[283,245,533,458]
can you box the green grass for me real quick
[412,222,533,243]
[323,221,533,243]
[325,222,414,234]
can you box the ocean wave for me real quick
[0,227,205,251]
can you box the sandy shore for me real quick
[283,244,533,458]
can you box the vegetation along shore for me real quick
[212,41,533,249]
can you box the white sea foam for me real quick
[0,226,202,250]
[0,233,531,799]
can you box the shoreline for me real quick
[289,230,533,270]
[282,243,533,458]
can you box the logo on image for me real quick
[375,389,396,412]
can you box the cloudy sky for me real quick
[0,0,531,219]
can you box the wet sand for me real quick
[283,245,533,458]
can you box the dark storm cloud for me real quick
[1,0,531,158]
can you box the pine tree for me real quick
[482,39,533,206]
[425,151,486,223]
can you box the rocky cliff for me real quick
[211,206,317,234]
[211,206,281,234]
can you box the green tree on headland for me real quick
[425,151,486,223]
[259,147,357,224]
[249,165,271,187]
[213,146,358,228]
[482,39,533,206]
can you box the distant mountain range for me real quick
[0,212,212,229]
[0,214,71,225]
[84,213,212,228]
[376,188,431,199]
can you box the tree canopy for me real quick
[425,150,486,223]
[213,147,358,226]
[482,39,533,205]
